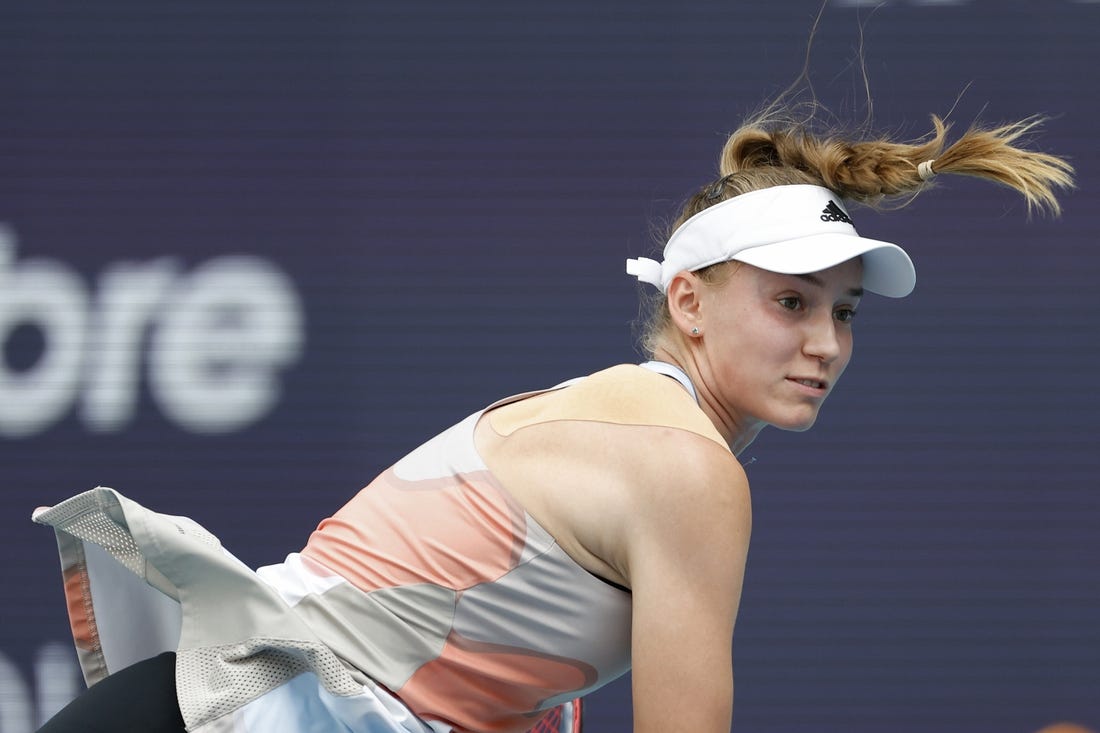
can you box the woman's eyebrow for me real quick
[793,273,864,298]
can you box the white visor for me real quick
[626,184,916,297]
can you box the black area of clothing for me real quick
[37,652,184,733]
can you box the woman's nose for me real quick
[803,314,842,363]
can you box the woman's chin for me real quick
[769,411,821,433]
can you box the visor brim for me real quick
[730,234,916,298]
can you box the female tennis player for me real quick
[33,105,1071,732]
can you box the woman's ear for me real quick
[666,271,704,338]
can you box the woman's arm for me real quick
[622,431,751,733]
[476,411,751,732]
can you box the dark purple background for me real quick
[2,2,1097,732]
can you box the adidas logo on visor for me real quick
[820,200,853,225]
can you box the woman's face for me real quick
[695,258,863,438]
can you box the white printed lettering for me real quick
[0,227,305,438]
[150,256,304,434]
[0,648,32,733]
[82,259,180,432]
[0,227,88,438]
[34,643,80,726]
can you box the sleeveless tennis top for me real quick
[34,362,729,733]
[284,363,728,732]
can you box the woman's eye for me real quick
[834,308,857,323]
[778,297,801,310]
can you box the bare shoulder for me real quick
[625,424,748,512]
[476,365,748,587]
[622,429,752,733]
[619,425,751,582]
[477,404,748,588]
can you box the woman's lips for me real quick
[787,376,828,395]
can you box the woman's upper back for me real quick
[297,363,740,732]
[474,363,732,589]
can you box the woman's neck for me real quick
[649,345,764,456]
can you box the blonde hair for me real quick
[637,105,1075,357]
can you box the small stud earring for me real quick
[691,327,700,336]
